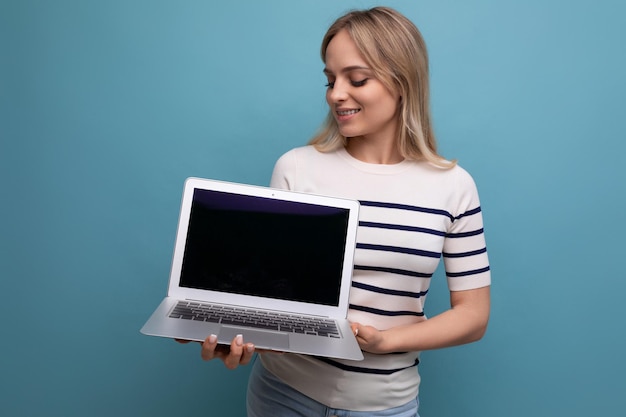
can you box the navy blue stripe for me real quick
[442,247,487,258]
[359,200,454,221]
[454,206,482,221]
[354,264,433,278]
[360,221,446,237]
[357,243,441,259]
[350,304,425,317]
[315,356,419,375]
[447,266,491,278]
[446,228,484,238]
[352,281,428,299]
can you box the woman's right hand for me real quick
[176,334,256,369]
[177,333,284,369]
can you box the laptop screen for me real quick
[179,189,350,306]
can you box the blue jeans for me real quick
[247,358,419,417]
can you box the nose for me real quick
[327,79,349,103]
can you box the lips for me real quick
[335,109,361,123]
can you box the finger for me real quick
[239,342,256,366]
[200,334,219,361]
[350,322,360,337]
[223,334,245,370]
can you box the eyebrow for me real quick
[323,65,372,75]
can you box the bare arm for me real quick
[353,286,490,353]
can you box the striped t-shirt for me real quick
[261,145,491,411]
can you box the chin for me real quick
[338,128,362,138]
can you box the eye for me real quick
[325,78,368,89]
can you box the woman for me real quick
[199,7,491,416]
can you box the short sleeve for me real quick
[442,168,491,291]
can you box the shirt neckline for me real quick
[336,147,414,175]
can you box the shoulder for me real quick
[411,161,479,193]
[271,146,337,190]
[443,164,483,216]
[275,145,332,163]
[405,162,482,216]
[273,146,341,175]
[447,163,479,192]
[272,146,310,175]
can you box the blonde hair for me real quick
[309,7,455,168]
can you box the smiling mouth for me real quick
[337,109,360,116]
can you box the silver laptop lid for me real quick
[167,177,360,318]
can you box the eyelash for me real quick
[325,79,369,89]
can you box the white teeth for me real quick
[337,109,359,116]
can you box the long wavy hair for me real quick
[309,7,455,168]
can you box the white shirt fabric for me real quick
[261,145,491,411]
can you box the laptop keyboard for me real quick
[169,301,341,338]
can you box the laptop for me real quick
[141,177,364,361]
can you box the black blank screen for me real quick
[179,189,350,306]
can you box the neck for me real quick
[345,136,404,165]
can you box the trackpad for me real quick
[219,326,290,350]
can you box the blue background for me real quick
[1,0,624,416]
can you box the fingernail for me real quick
[209,334,217,344]
[246,344,255,353]
[235,334,243,346]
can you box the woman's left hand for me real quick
[351,322,386,354]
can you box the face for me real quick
[324,29,400,143]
